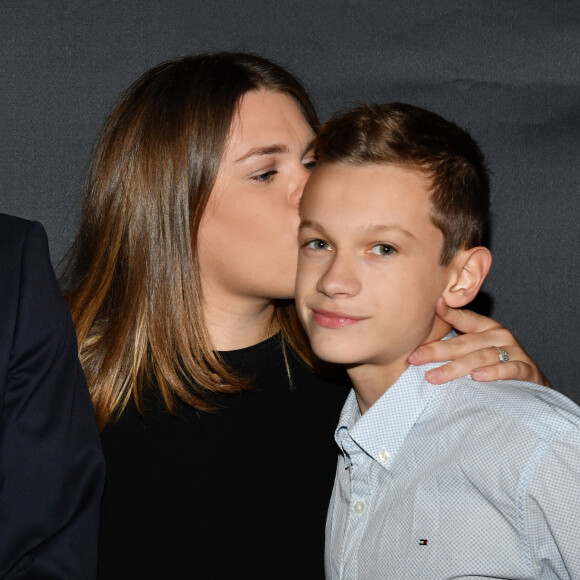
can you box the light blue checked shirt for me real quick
[325,339,580,579]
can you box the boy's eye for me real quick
[306,239,332,251]
[252,170,278,183]
[370,244,396,256]
[302,159,316,171]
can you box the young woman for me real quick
[64,53,547,579]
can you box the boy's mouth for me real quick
[312,309,367,329]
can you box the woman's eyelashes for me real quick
[251,169,278,183]
[250,153,315,183]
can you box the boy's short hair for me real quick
[314,102,490,265]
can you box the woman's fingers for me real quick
[408,328,517,367]
[434,298,500,334]
[408,299,550,387]
[422,347,546,386]
[470,360,550,384]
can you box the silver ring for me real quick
[495,346,509,363]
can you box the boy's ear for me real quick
[442,247,492,308]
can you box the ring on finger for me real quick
[494,346,509,363]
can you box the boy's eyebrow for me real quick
[363,224,416,239]
[299,220,416,239]
[298,219,325,233]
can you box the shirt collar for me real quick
[335,331,456,470]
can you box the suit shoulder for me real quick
[0,212,37,238]
[0,213,48,258]
[0,214,64,341]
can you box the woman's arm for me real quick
[408,298,551,387]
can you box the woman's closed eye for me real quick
[251,170,278,183]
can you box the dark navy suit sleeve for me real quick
[0,215,105,579]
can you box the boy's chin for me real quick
[310,342,363,366]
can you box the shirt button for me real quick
[379,449,390,462]
[353,500,366,514]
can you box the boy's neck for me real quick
[348,318,452,414]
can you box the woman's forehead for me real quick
[225,90,314,157]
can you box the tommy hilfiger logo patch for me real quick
[419,539,428,546]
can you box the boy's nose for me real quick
[316,253,361,298]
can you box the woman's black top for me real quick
[98,334,350,579]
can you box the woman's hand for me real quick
[408,298,551,387]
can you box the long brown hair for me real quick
[63,53,319,429]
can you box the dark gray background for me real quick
[1,1,578,401]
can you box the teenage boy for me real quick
[296,103,580,580]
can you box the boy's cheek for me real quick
[294,282,309,326]
[295,261,314,296]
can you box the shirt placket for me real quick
[340,435,371,580]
